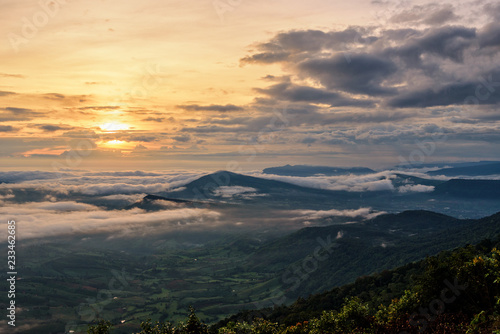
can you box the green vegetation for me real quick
[214,239,500,333]
[91,239,500,333]
[5,210,500,333]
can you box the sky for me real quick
[1,0,500,171]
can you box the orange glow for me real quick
[100,122,130,132]
[99,140,136,151]
[20,147,68,157]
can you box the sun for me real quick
[104,140,126,146]
[100,140,135,150]
[100,122,130,132]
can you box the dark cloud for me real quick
[423,6,458,26]
[240,51,290,65]
[142,117,164,122]
[0,107,40,122]
[205,116,253,125]
[0,125,16,132]
[181,125,243,133]
[172,134,191,142]
[0,91,16,97]
[44,93,65,100]
[37,124,73,132]
[387,26,476,64]
[301,137,317,144]
[177,104,245,112]
[254,81,375,106]
[128,135,158,142]
[240,27,377,66]
[242,22,500,114]
[479,23,500,49]
[298,53,398,96]
[388,73,500,108]
[4,107,36,114]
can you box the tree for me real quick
[87,320,112,334]
[179,306,209,334]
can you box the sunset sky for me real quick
[1,0,500,171]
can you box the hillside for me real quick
[212,236,500,334]
[85,235,500,334]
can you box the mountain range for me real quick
[4,163,500,333]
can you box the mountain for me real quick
[428,161,500,176]
[242,210,500,302]
[127,194,199,211]
[10,206,500,333]
[397,160,500,169]
[262,165,375,177]
[433,179,500,198]
[391,173,445,188]
[158,170,374,209]
[142,171,500,218]
[214,236,500,333]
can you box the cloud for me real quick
[0,201,221,239]
[254,81,375,106]
[294,207,386,220]
[213,186,258,198]
[301,137,317,144]
[253,171,397,192]
[37,124,73,132]
[0,73,25,78]
[240,51,291,64]
[177,104,245,112]
[297,53,398,96]
[134,144,148,151]
[98,194,146,203]
[128,135,158,142]
[398,184,435,193]
[0,125,16,132]
[3,107,36,114]
[479,22,500,49]
[389,4,458,26]
[172,134,191,142]
[242,22,498,115]
[484,2,500,22]
[385,25,476,65]
[0,91,16,97]
[387,75,500,108]
[240,27,377,66]
[44,93,65,100]
[0,171,73,182]
[0,107,40,122]
[37,201,99,211]
[142,117,164,122]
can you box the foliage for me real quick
[138,318,176,334]
[375,289,420,324]
[90,238,500,334]
[87,320,112,334]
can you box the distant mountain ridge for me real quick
[433,179,500,198]
[428,161,500,176]
[262,165,375,177]
[143,170,500,217]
